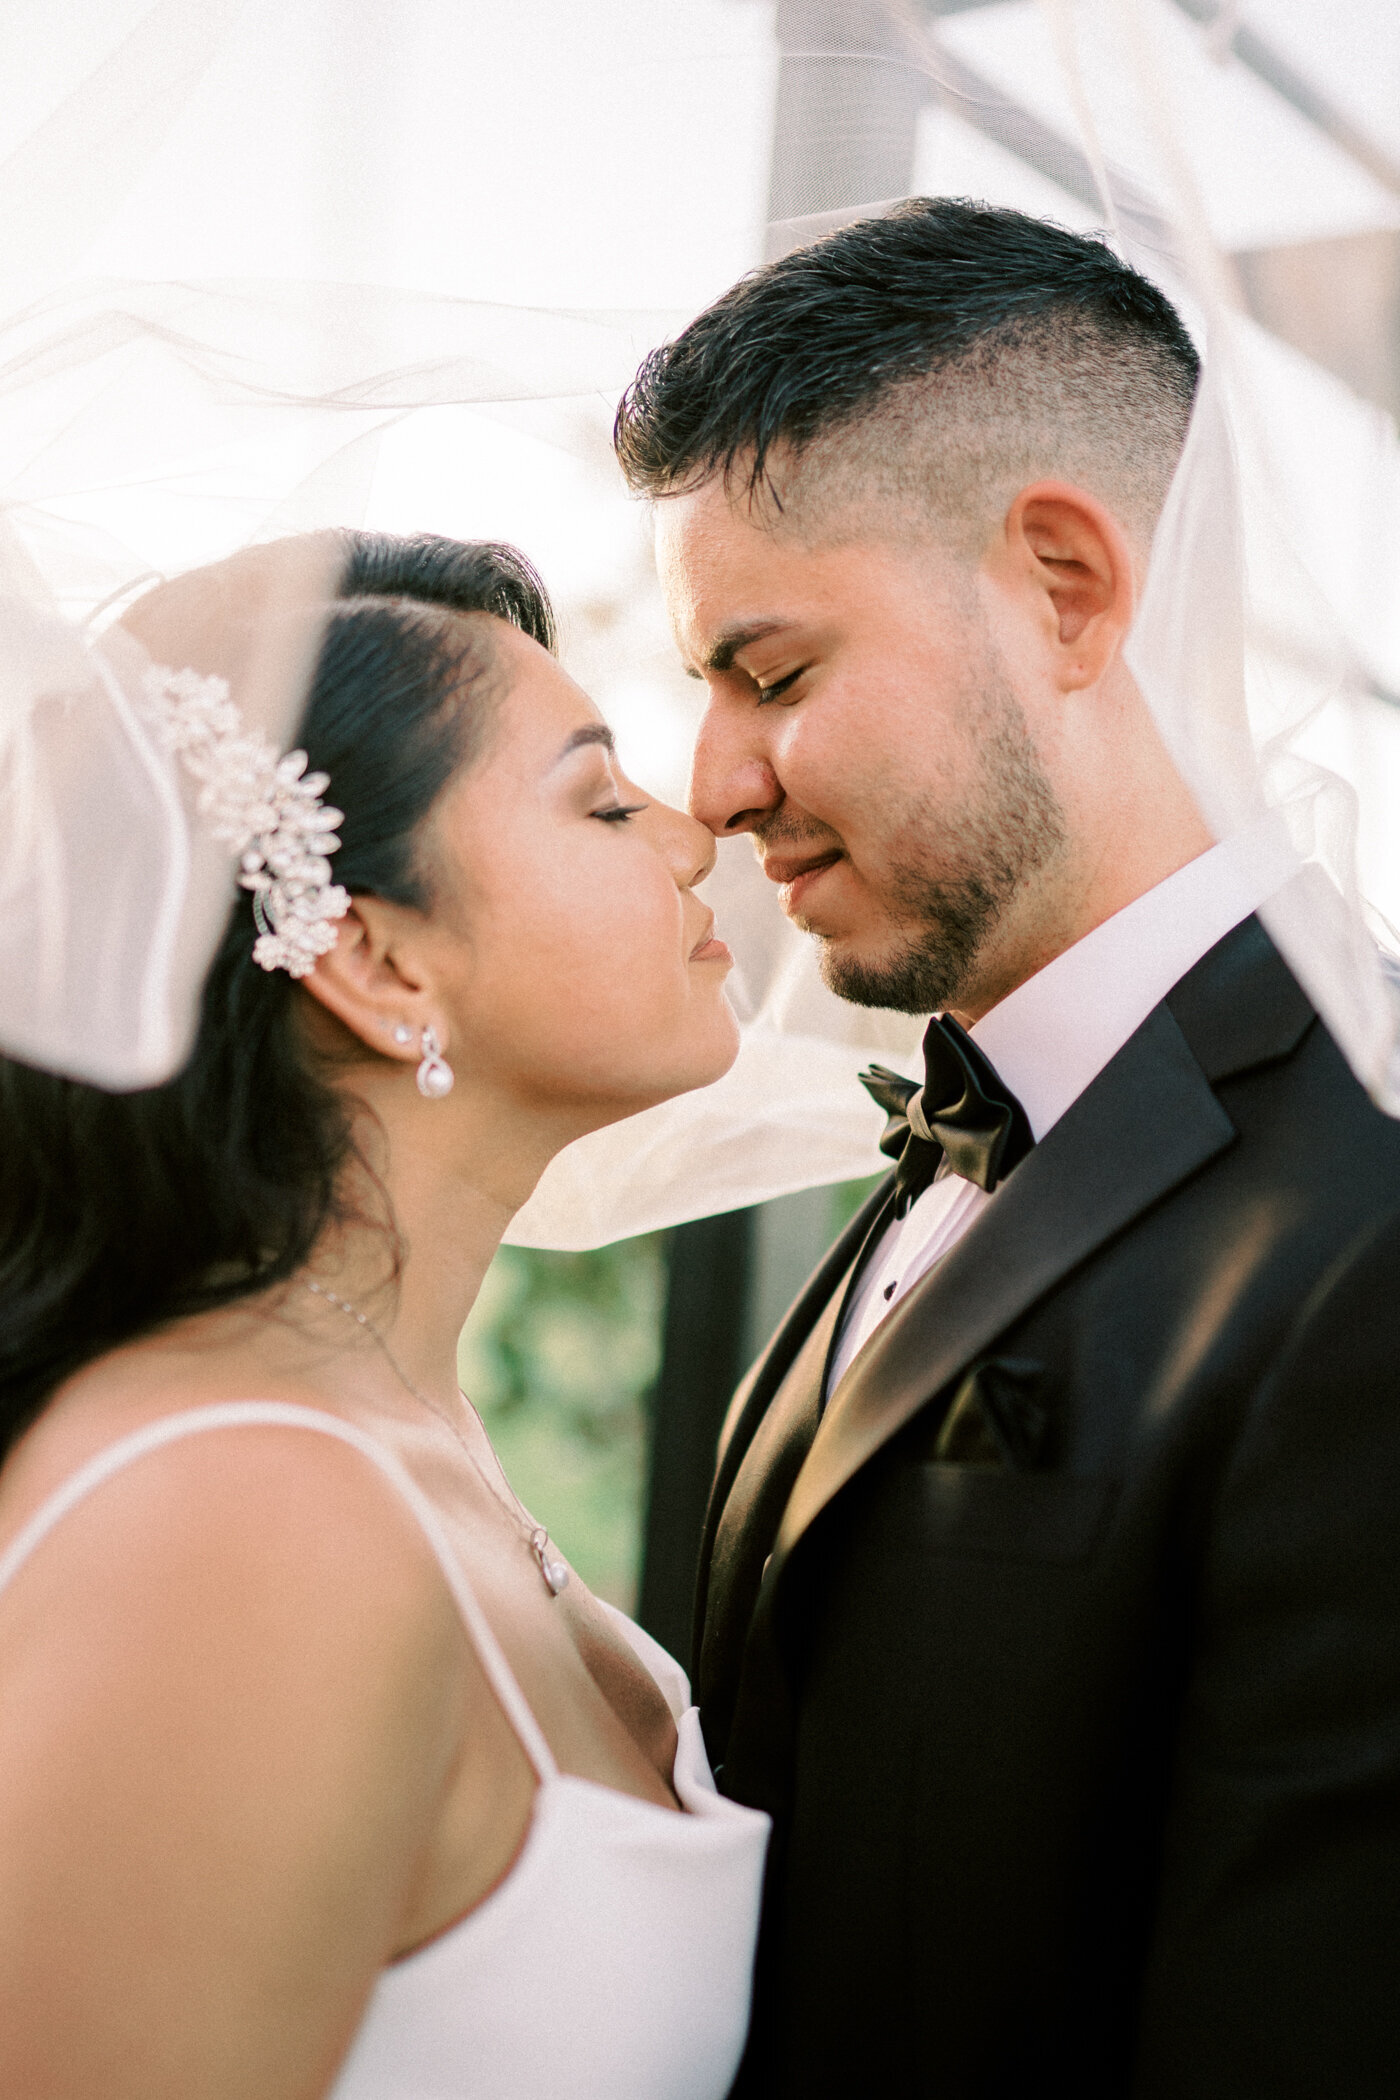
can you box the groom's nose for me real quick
[688,697,783,837]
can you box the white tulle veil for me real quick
[0,0,1396,1240]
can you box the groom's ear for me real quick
[990,480,1138,692]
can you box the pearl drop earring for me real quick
[415,1025,454,1099]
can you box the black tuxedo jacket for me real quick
[698,917,1400,2098]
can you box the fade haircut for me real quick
[614,198,1200,554]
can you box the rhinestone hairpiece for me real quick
[142,663,350,979]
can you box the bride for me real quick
[0,530,769,2098]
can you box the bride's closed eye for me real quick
[593,801,648,824]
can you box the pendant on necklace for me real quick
[529,1526,570,1596]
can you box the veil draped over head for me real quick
[0,0,1396,1240]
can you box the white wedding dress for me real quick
[0,1401,770,2100]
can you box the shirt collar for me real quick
[966,815,1299,1143]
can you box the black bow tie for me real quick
[860,1014,1034,1218]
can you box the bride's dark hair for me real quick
[0,531,556,1457]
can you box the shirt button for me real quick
[883,1281,897,1300]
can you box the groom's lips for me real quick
[763,848,843,917]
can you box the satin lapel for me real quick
[696,1188,896,1720]
[696,1269,852,1726]
[715,1179,892,1486]
[692,1178,893,1631]
[769,1001,1236,1574]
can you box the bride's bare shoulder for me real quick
[0,1345,485,2090]
[0,1338,468,1720]
[2,1305,354,1516]
[8,1385,453,1617]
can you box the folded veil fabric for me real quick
[0,525,337,1086]
[0,0,1395,1232]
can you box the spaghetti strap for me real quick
[0,1401,560,1784]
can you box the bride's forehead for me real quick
[481,630,609,758]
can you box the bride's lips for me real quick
[689,915,732,965]
[762,848,843,917]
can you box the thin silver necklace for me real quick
[302,1279,570,1597]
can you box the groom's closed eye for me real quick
[756,670,806,705]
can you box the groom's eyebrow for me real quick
[690,620,786,677]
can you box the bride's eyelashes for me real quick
[592,801,648,824]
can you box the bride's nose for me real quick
[652,799,718,891]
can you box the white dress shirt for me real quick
[825,820,1299,1397]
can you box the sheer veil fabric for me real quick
[0,0,1396,1232]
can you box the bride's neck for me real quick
[307,1079,570,1404]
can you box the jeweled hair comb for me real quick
[142,663,350,979]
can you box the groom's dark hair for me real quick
[614,198,1200,550]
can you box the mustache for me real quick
[750,812,843,856]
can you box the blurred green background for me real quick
[457,1177,882,1610]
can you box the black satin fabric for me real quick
[861,1011,1034,1216]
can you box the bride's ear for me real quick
[299,896,437,1063]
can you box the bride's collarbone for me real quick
[357,1442,672,1792]
[364,1415,682,1804]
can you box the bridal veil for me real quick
[0,0,1396,1241]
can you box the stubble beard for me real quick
[815,652,1069,1015]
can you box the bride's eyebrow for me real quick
[552,723,616,768]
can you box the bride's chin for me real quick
[586,1015,741,1126]
[689,1000,742,1086]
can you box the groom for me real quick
[616,201,1400,2096]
